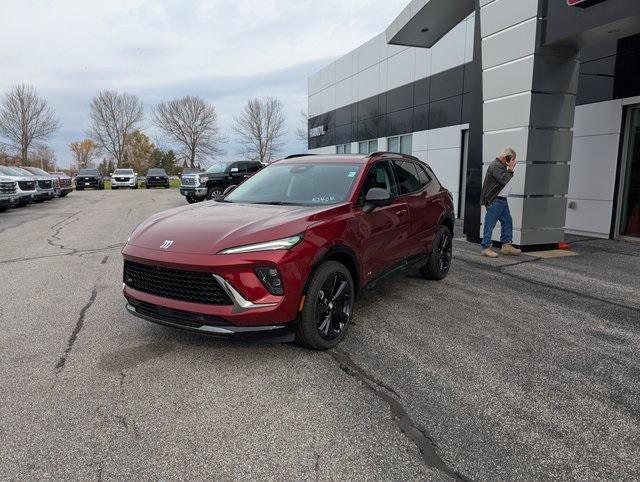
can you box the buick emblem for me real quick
[160,240,174,249]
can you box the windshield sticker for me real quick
[312,195,337,204]
[348,171,356,178]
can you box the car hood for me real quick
[128,201,348,255]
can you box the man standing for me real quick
[480,148,522,258]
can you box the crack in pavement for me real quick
[328,349,468,481]
[55,287,98,371]
[0,243,125,265]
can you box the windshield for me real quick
[0,166,26,177]
[147,169,166,176]
[113,169,133,175]
[26,167,49,176]
[205,162,232,174]
[225,162,362,206]
[79,169,99,175]
[13,167,34,176]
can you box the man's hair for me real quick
[499,148,516,160]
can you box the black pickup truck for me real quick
[179,161,263,203]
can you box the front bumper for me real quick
[35,190,55,200]
[121,241,313,329]
[77,180,101,188]
[112,179,136,187]
[125,299,294,339]
[147,178,169,186]
[179,186,207,198]
[0,196,18,208]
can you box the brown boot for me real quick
[501,243,522,256]
[481,247,498,258]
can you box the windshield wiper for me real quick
[251,201,299,206]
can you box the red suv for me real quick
[122,153,454,349]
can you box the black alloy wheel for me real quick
[420,225,452,281]
[296,261,354,350]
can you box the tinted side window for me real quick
[415,163,432,187]
[394,161,421,194]
[247,162,262,173]
[358,161,398,204]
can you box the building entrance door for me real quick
[618,107,640,238]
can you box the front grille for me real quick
[114,177,130,182]
[18,181,36,191]
[127,298,231,327]
[59,179,71,187]
[0,182,17,194]
[123,261,233,306]
[181,177,198,186]
[37,180,52,189]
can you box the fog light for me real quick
[255,267,284,295]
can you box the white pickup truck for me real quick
[0,166,38,206]
[0,177,19,212]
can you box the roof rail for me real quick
[284,154,317,159]
[369,151,420,162]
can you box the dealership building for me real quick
[307,0,640,246]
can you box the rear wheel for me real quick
[420,225,452,281]
[296,261,354,350]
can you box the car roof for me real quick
[275,152,420,165]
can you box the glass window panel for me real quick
[388,136,400,152]
[400,135,413,155]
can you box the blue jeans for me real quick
[482,198,513,249]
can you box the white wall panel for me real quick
[388,48,416,90]
[415,47,431,80]
[573,100,622,137]
[356,36,381,72]
[335,78,355,109]
[431,21,467,75]
[425,147,461,192]
[335,52,355,83]
[568,134,619,201]
[428,125,467,150]
[565,199,613,236]
[357,64,381,101]
[412,130,429,152]
[464,16,475,64]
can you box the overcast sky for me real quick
[0,0,408,168]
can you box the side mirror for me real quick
[362,187,392,213]
[223,185,237,196]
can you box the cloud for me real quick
[0,0,408,168]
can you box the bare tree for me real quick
[69,139,99,170]
[88,90,144,167]
[295,110,309,146]
[152,96,224,168]
[232,96,286,163]
[0,84,60,163]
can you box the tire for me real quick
[205,186,224,200]
[76,187,84,191]
[296,261,355,350]
[134,183,138,189]
[35,198,45,203]
[98,184,104,190]
[112,186,118,190]
[164,185,170,189]
[420,225,452,281]
[59,193,68,198]
[186,196,196,204]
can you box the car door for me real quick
[354,160,411,283]
[393,160,441,255]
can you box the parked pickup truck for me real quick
[0,177,19,212]
[49,172,73,197]
[179,161,263,203]
[0,166,38,205]
[12,167,55,202]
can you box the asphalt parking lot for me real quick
[1,189,639,480]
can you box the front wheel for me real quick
[186,196,196,204]
[296,261,355,350]
[420,225,452,281]
[205,186,223,200]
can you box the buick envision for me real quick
[122,153,454,349]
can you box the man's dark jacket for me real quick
[480,158,514,206]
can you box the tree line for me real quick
[0,84,292,174]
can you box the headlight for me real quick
[199,177,208,185]
[218,234,304,255]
